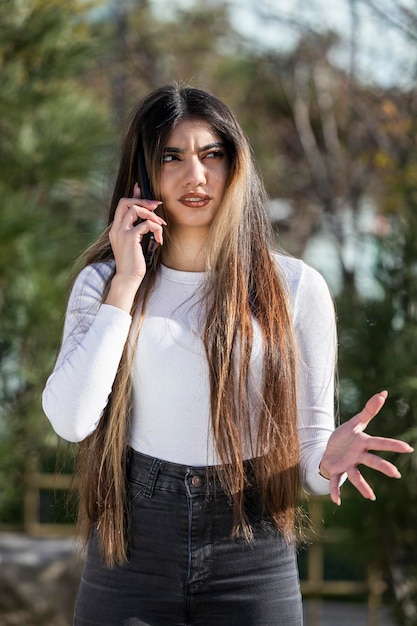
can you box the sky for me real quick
[231,0,416,87]
[152,0,417,88]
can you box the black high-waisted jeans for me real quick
[74,449,302,626]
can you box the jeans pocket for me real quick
[128,478,146,504]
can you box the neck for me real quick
[161,225,210,272]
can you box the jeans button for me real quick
[191,475,202,487]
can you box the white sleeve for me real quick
[42,263,132,442]
[294,263,337,495]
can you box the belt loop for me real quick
[143,459,163,498]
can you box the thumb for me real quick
[355,390,388,430]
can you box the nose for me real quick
[184,156,207,187]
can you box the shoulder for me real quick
[273,253,330,295]
[272,253,334,318]
[73,261,115,291]
[69,261,115,306]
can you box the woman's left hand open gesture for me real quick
[319,391,414,505]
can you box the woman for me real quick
[42,84,413,626]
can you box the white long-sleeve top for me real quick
[42,253,336,495]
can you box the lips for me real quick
[179,192,211,208]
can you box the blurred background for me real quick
[1,0,417,624]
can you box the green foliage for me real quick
[0,0,111,524]
[335,156,417,622]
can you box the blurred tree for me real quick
[335,92,417,624]
[87,0,246,128]
[0,0,111,524]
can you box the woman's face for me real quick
[159,119,229,233]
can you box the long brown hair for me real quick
[74,84,300,567]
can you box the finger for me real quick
[133,182,141,198]
[350,391,388,430]
[115,203,165,232]
[130,204,166,226]
[148,220,165,245]
[129,215,165,244]
[112,197,162,229]
[360,451,402,479]
[329,475,342,506]
[133,183,163,214]
[364,435,414,455]
[346,466,376,501]
[361,391,387,423]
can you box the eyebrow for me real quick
[163,141,225,153]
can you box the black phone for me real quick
[137,152,158,268]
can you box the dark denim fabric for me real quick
[74,449,302,626]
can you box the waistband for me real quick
[126,448,257,497]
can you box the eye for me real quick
[162,152,182,163]
[203,149,225,160]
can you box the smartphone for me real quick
[137,152,158,268]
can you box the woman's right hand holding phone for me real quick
[105,183,166,313]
